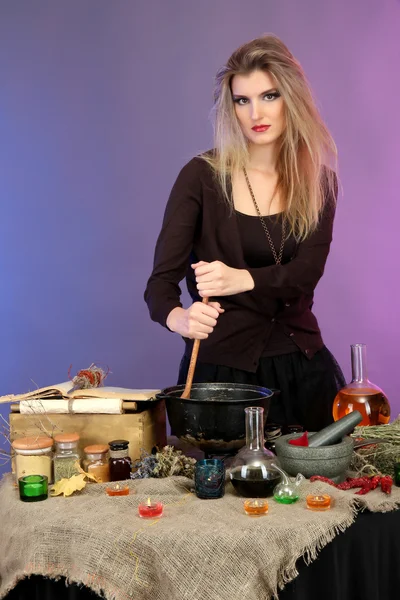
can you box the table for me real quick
[3,435,400,600]
[4,508,400,600]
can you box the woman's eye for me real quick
[264,92,280,101]
[233,97,248,105]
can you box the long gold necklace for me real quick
[243,168,286,266]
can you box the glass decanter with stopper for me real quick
[229,406,281,497]
[332,343,390,426]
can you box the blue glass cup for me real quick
[195,459,225,499]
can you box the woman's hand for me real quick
[166,301,224,340]
[192,261,255,297]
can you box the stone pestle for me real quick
[307,411,363,448]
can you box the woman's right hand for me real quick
[166,302,224,339]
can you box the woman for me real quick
[144,34,345,431]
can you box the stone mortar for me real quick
[274,433,354,483]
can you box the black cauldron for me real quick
[156,382,275,454]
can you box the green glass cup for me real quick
[18,475,48,502]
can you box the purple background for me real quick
[1,1,399,474]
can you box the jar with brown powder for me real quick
[83,445,110,483]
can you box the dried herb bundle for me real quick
[69,363,109,389]
[131,446,196,480]
[351,416,400,477]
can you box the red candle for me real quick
[138,497,163,518]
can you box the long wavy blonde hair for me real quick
[203,34,338,241]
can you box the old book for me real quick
[0,384,161,414]
[0,384,160,403]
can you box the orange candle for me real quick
[306,494,331,511]
[105,482,130,496]
[243,499,269,516]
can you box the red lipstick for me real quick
[252,125,271,132]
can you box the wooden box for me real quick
[9,400,167,462]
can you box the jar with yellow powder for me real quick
[12,436,53,483]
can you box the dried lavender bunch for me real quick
[130,451,158,479]
[153,446,196,479]
[131,446,196,480]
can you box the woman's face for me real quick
[231,70,285,147]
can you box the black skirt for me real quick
[177,346,346,432]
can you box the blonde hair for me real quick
[203,34,338,241]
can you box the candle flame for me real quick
[147,497,151,506]
[115,483,120,490]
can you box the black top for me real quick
[108,440,129,450]
[144,155,337,373]
[235,210,299,357]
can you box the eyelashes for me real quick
[233,92,281,105]
[264,92,281,101]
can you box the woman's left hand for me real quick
[192,261,255,297]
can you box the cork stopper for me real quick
[12,436,53,450]
[84,444,108,455]
[53,432,80,444]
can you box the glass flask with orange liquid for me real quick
[332,343,390,426]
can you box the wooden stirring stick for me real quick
[181,297,209,399]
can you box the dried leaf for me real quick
[76,462,100,483]
[50,474,87,497]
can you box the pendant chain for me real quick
[243,168,286,266]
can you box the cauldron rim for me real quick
[157,382,275,404]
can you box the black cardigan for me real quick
[144,156,337,372]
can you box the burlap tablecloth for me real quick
[1,473,400,600]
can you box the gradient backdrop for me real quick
[1,1,399,475]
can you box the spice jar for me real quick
[108,440,132,481]
[264,423,282,454]
[83,445,110,483]
[12,436,53,483]
[284,424,304,435]
[53,432,81,482]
